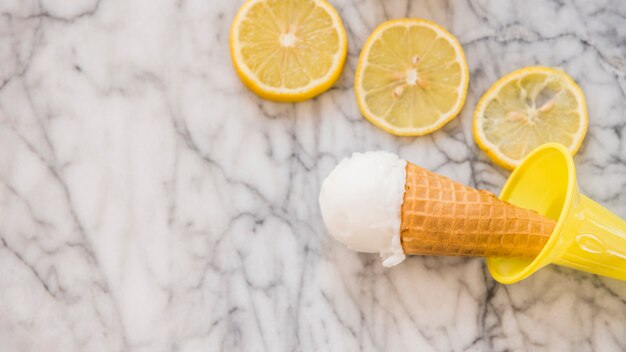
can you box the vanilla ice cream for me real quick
[319,151,407,267]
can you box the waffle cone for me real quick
[400,163,555,258]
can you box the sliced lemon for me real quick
[354,19,469,136]
[230,0,347,102]
[473,66,588,170]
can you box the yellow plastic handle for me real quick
[556,195,626,280]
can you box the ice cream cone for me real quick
[400,162,555,257]
[321,148,626,283]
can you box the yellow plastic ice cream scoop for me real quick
[489,143,626,283]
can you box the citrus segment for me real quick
[355,19,469,136]
[230,0,347,102]
[473,66,588,170]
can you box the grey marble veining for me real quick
[1,0,626,351]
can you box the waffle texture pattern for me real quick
[400,163,555,257]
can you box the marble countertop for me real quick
[1,0,626,351]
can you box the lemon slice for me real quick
[230,0,347,102]
[473,66,588,170]
[354,19,469,136]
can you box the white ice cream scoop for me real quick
[319,151,407,267]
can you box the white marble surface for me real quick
[1,0,626,351]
